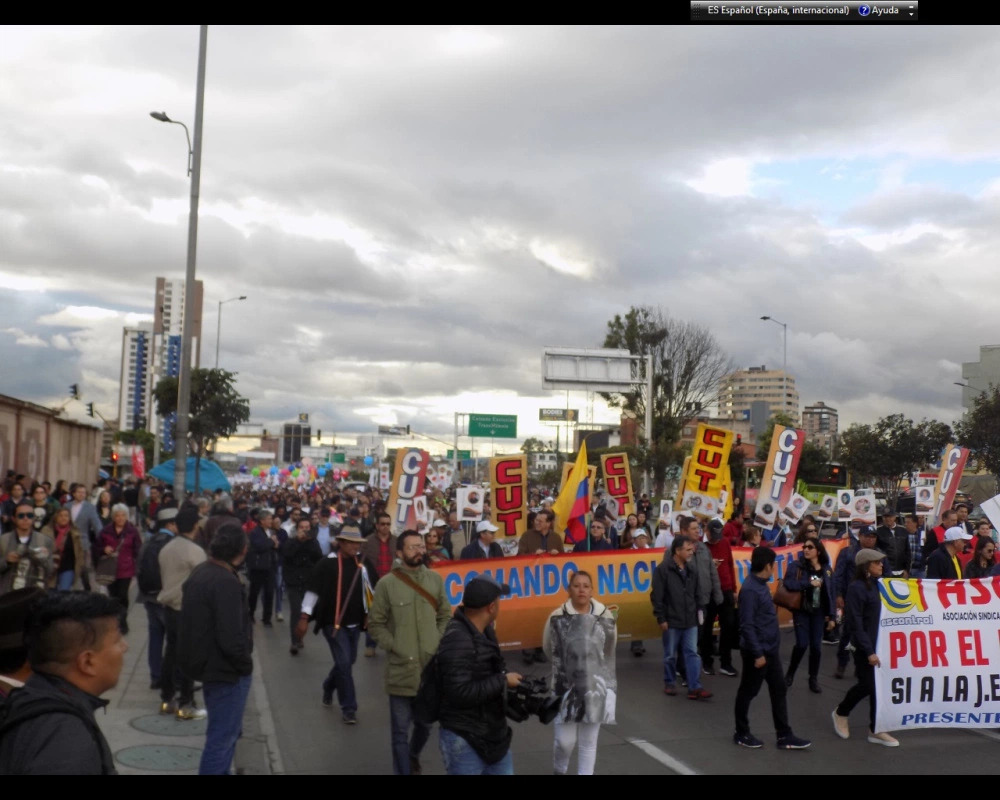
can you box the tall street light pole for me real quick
[760,315,789,419]
[216,295,247,368]
[151,24,208,499]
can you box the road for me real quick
[253,622,1000,774]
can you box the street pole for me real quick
[453,412,459,481]
[645,353,654,496]
[173,25,208,498]
[215,299,222,369]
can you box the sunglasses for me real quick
[16,512,35,519]
[802,544,816,550]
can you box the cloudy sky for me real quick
[2,25,997,455]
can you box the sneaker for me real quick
[409,756,422,775]
[868,730,899,747]
[276,613,285,622]
[776,735,812,750]
[834,664,846,679]
[663,683,677,696]
[679,676,688,687]
[733,732,764,748]
[342,711,358,724]
[832,709,850,739]
[176,705,207,721]
[149,680,162,691]
[364,646,376,658]
[823,636,840,645]
[809,677,822,694]
[688,688,713,700]
[160,701,178,715]
[703,666,716,676]
[784,673,794,688]
[719,665,738,677]
[263,620,273,628]
[322,691,333,708]
[289,644,299,655]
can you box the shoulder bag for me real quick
[95,534,125,586]
[772,579,802,611]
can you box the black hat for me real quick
[882,507,897,517]
[707,519,724,541]
[462,575,511,609]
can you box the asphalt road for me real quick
[253,621,1000,775]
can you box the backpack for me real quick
[136,532,173,595]
[0,694,115,775]
[413,653,442,724]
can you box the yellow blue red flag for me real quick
[552,442,590,545]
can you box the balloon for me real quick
[325,462,332,470]
[295,462,302,469]
[238,464,248,474]
[292,468,300,477]
[269,466,279,475]
[363,456,373,467]
[317,468,327,478]
[297,474,307,484]
[251,467,260,476]
[332,469,342,480]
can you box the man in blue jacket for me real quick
[733,546,811,750]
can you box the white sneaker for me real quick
[831,710,850,739]
[177,706,208,721]
[276,613,284,622]
[867,730,899,747]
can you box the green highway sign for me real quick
[468,414,517,438]
[447,450,472,459]
[332,453,346,463]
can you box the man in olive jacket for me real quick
[368,530,452,775]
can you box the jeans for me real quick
[662,626,701,690]
[322,625,360,713]
[734,648,791,738]
[200,674,252,775]
[273,565,284,614]
[144,601,166,683]
[553,721,601,774]
[836,650,876,731]
[700,589,737,669]
[56,570,75,591]
[248,569,274,623]
[788,610,825,680]
[439,728,513,775]
[389,694,432,774]
[161,607,194,707]
[286,585,305,645]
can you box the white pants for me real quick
[553,721,601,775]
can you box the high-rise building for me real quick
[961,345,1000,411]
[717,365,799,424]
[802,401,838,455]
[150,278,203,450]
[118,324,153,431]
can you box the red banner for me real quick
[386,448,430,533]
[490,454,528,538]
[600,452,635,517]
[755,425,805,527]
[931,444,970,526]
[131,445,145,479]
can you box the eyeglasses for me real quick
[802,544,816,550]
[16,513,34,519]
[985,549,996,556]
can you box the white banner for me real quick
[456,486,484,522]
[781,492,810,523]
[658,499,673,523]
[816,494,837,521]
[876,577,1000,732]
[915,485,935,516]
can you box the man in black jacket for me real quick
[926,526,972,579]
[874,508,911,576]
[247,510,277,627]
[459,521,504,559]
[179,523,253,775]
[437,575,522,775]
[0,591,125,774]
[282,516,322,655]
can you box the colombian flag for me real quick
[553,442,590,546]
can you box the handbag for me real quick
[95,534,125,586]
[772,579,802,611]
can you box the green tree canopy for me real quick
[956,385,1000,486]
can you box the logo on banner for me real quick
[880,579,929,615]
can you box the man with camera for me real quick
[436,575,522,775]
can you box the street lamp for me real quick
[150,25,208,498]
[760,315,789,418]
[216,296,247,368]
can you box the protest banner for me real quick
[386,448,430,532]
[600,452,635,517]
[781,492,810,523]
[685,424,734,500]
[434,539,848,650]
[456,486,484,521]
[930,445,970,525]
[490,454,528,538]
[379,463,390,491]
[560,461,597,497]
[131,445,145,480]
[681,490,721,519]
[658,499,673,523]
[816,495,837,521]
[675,456,692,506]
[875,576,1000,732]
[755,425,805,528]
[850,493,877,525]
[837,489,854,522]
[981,493,1000,532]
[915,485,935,515]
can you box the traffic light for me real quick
[406,425,411,435]
[736,434,742,446]
[86,403,94,417]
[317,429,321,441]
[69,383,80,399]
[111,451,119,464]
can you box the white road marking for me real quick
[967,728,1000,743]
[252,648,286,774]
[625,737,699,774]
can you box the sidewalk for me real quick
[96,600,282,775]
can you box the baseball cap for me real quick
[633,529,650,538]
[476,520,499,534]
[432,519,447,528]
[855,548,885,567]
[944,526,973,542]
[156,507,179,522]
[462,575,511,609]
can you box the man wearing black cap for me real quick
[874,508,910,577]
[436,575,522,775]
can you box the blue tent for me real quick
[148,457,232,493]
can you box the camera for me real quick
[505,677,561,724]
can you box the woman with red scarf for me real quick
[41,507,84,591]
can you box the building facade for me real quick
[118,323,154,432]
[961,345,1000,411]
[151,278,203,449]
[801,401,838,455]
[717,365,800,424]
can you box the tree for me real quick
[154,368,251,493]
[838,414,952,507]
[956,385,1000,488]
[601,306,731,493]
[520,437,550,454]
[116,430,157,472]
